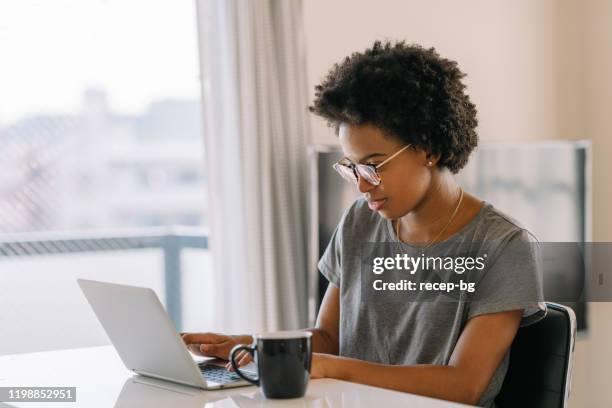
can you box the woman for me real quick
[183,41,546,407]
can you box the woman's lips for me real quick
[368,198,387,211]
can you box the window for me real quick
[0,0,213,355]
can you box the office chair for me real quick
[495,302,576,408]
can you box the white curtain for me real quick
[196,0,311,333]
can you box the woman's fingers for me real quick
[198,342,229,358]
[226,349,252,372]
[180,332,235,359]
[181,332,253,360]
[226,350,246,371]
[238,352,253,366]
[181,332,227,345]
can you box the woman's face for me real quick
[338,123,432,219]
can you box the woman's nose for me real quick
[357,175,376,194]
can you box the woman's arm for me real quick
[307,283,340,355]
[183,283,341,364]
[312,309,523,406]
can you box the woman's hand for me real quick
[225,348,254,372]
[180,332,253,360]
[310,352,332,379]
[228,351,335,376]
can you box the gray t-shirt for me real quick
[318,198,546,408]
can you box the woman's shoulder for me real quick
[470,201,537,244]
[338,197,384,234]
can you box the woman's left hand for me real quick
[228,351,334,378]
[311,353,332,379]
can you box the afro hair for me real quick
[309,40,478,173]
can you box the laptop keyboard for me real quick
[197,362,244,384]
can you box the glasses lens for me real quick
[333,163,358,184]
[355,164,381,186]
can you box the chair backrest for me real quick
[495,302,576,408]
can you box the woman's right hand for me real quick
[180,332,253,360]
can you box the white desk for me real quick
[0,346,474,407]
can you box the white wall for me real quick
[304,0,584,145]
[303,0,612,406]
[578,1,612,407]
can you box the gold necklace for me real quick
[396,188,464,250]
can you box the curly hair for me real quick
[309,40,478,173]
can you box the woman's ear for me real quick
[425,153,441,167]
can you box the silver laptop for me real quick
[77,279,254,390]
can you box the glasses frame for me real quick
[332,144,412,186]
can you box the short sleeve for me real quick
[467,229,547,327]
[318,221,342,287]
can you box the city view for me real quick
[0,0,213,357]
[0,89,207,234]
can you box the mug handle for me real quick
[230,344,259,386]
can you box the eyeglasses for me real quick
[332,145,412,186]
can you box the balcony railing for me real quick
[0,227,209,354]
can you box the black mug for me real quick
[230,331,312,399]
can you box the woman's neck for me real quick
[397,170,463,244]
